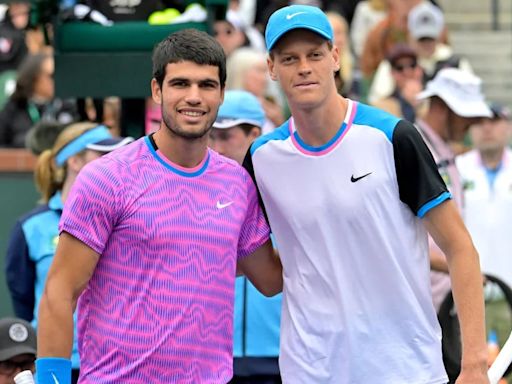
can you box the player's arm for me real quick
[429,246,449,272]
[423,200,488,383]
[237,239,282,297]
[37,232,100,381]
[393,121,452,274]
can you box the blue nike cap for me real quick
[265,5,333,51]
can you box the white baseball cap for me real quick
[417,68,492,118]
[408,2,444,40]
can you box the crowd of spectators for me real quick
[0,0,490,151]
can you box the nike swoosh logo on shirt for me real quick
[51,373,60,384]
[351,172,372,182]
[216,201,234,209]
[286,11,307,20]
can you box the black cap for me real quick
[0,318,36,361]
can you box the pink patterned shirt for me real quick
[60,136,270,383]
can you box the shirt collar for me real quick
[48,191,64,211]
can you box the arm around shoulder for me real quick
[237,239,283,297]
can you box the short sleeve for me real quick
[237,170,271,259]
[393,120,450,217]
[59,159,123,255]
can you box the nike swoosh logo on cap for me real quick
[286,11,307,20]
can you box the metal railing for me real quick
[491,0,512,30]
[492,0,499,30]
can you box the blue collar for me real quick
[48,191,64,211]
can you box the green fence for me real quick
[0,169,39,318]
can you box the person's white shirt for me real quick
[456,148,512,287]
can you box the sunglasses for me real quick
[392,60,418,72]
[0,358,35,376]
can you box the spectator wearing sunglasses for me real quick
[369,1,473,105]
[372,44,425,122]
[0,318,36,384]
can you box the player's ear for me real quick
[267,56,278,81]
[219,87,225,105]
[331,44,340,73]
[151,78,162,105]
[67,153,86,174]
[249,126,261,140]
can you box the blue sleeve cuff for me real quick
[36,358,71,384]
[417,191,451,218]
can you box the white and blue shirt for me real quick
[243,99,450,384]
[457,148,512,288]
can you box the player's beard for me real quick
[161,105,212,141]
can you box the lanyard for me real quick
[27,102,41,123]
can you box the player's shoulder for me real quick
[209,149,251,180]
[102,136,149,166]
[209,149,240,169]
[352,102,403,142]
[83,137,148,177]
[250,121,291,156]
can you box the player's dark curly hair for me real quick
[152,29,226,89]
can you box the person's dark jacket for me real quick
[0,98,33,147]
[0,97,78,147]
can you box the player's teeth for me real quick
[182,111,202,116]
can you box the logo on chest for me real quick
[216,200,233,209]
[351,172,372,183]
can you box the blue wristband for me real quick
[36,358,71,384]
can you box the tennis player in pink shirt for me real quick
[36,29,282,384]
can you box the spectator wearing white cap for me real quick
[210,90,282,384]
[5,122,133,384]
[367,1,472,105]
[0,318,36,384]
[414,67,492,382]
[408,1,472,83]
